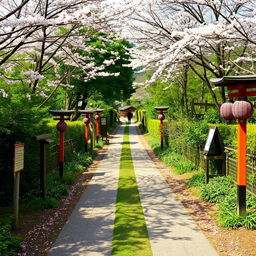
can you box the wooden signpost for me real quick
[13,143,24,230]
[100,117,109,144]
[33,134,52,200]
[203,127,225,184]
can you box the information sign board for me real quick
[14,144,24,173]
[101,117,107,125]
[204,127,216,154]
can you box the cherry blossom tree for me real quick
[0,0,137,99]
[120,0,256,108]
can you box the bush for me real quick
[25,197,58,210]
[148,140,196,174]
[188,173,205,187]
[0,225,21,256]
[46,174,68,200]
[72,152,92,167]
[61,172,77,185]
[200,176,235,203]
[200,176,256,229]
[184,120,209,148]
[65,162,85,173]
[146,119,168,140]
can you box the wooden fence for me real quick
[45,138,82,173]
[180,145,256,196]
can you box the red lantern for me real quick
[158,113,165,121]
[220,102,235,120]
[57,121,67,132]
[232,100,253,120]
[83,117,91,124]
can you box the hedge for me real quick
[0,111,117,206]
[136,109,256,154]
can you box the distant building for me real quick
[118,106,136,117]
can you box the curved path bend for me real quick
[48,123,217,256]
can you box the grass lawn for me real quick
[112,125,152,256]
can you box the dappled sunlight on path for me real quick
[129,123,218,256]
[48,126,125,256]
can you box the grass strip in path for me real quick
[112,125,152,256]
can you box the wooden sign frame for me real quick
[203,126,224,155]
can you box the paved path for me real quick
[129,124,217,256]
[48,123,218,256]
[48,126,124,256]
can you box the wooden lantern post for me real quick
[211,75,256,216]
[79,109,95,152]
[49,110,74,177]
[155,106,169,149]
[95,109,103,144]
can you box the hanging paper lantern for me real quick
[232,100,253,120]
[158,113,165,121]
[220,102,235,120]
[95,114,100,121]
[57,121,67,132]
[83,117,91,125]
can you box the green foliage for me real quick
[184,120,209,148]
[200,176,256,229]
[65,162,85,173]
[204,108,221,124]
[200,176,235,203]
[243,212,256,229]
[61,172,77,185]
[25,197,58,210]
[188,173,205,187]
[46,182,68,200]
[218,209,244,228]
[148,139,195,174]
[0,225,21,256]
[72,152,92,167]
[146,119,168,140]
[65,31,135,109]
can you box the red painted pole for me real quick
[59,131,64,162]
[85,124,89,152]
[237,119,247,215]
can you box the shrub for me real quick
[61,172,77,185]
[146,119,168,140]
[65,162,85,173]
[184,120,209,148]
[73,152,92,167]
[218,209,244,228]
[188,173,205,187]
[0,225,21,256]
[200,176,235,203]
[243,212,256,229]
[46,174,68,200]
[25,197,58,210]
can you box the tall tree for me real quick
[119,0,256,109]
[63,31,135,118]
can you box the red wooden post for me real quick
[79,109,95,153]
[83,113,91,152]
[95,109,103,144]
[211,76,256,216]
[49,110,74,177]
[155,106,169,149]
[160,116,164,149]
[237,120,247,215]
